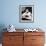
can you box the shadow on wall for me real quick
[0,24,7,43]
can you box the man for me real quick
[22,7,32,20]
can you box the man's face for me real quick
[26,9,29,13]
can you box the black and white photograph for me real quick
[19,5,34,23]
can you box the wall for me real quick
[0,0,46,29]
[0,0,46,43]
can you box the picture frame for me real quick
[19,5,34,23]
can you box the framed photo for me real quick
[19,5,34,23]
